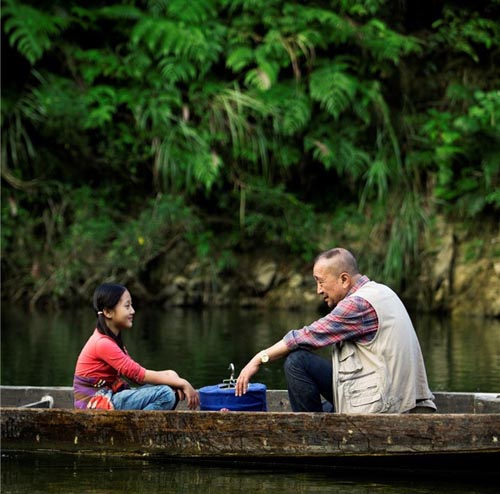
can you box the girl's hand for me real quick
[176,388,186,402]
[180,380,200,410]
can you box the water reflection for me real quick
[2,453,497,494]
[413,312,500,391]
[1,306,499,392]
[2,308,498,494]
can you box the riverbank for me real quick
[133,217,499,318]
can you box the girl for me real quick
[73,283,199,410]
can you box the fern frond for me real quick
[309,63,359,119]
[133,89,181,132]
[339,0,389,17]
[131,16,222,65]
[29,72,85,122]
[262,84,311,136]
[305,134,370,180]
[158,58,197,84]
[226,46,255,72]
[143,0,169,17]
[164,0,217,23]
[72,5,142,21]
[220,0,277,13]
[431,6,500,62]
[93,5,142,19]
[73,49,150,84]
[2,0,68,64]
[244,61,279,90]
[82,85,118,129]
[192,150,222,192]
[359,19,421,63]
[280,93,311,136]
[282,4,356,44]
[154,124,221,193]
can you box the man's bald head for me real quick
[314,248,360,277]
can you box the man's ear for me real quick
[340,272,350,286]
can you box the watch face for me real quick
[261,353,269,363]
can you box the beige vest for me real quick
[332,281,435,413]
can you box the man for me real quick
[235,248,435,413]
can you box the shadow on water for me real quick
[1,452,497,494]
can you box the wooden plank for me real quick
[1,407,499,459]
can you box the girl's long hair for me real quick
[93,283,127,352]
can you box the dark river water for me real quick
[1,306,499,391]
[1,306,499,493]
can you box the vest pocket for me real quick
[337,345,363,376]
[343,371,384,412]
[335,343,385,412]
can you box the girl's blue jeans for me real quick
[111,384,178,411]
[284,349,334,412]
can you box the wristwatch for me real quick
[259,352,270,364]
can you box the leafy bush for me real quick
[1,0,499,306]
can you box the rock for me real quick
[451,258,500,317]
[431,225,455,308]
[252,261,277,294]
[494,261,500,276]
[173,275,188,289]
[288,273,303,288]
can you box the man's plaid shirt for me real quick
[283,275,379,350]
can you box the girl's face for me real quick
[104,290,135,334]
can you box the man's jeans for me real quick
[112,384,178,411]
[284,350,334,412]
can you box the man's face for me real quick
[313,259,350,308]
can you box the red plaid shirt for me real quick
[283,275,378,349]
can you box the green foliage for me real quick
[431,6,500,62]
[463,238,485,263]
[282,4,356,45]
[419,86,500,216]
[72,4,142,21]
[153,124,222,193]
[33,190,201,305]
[106,193,199,271]
[237,180,318,261]
[339,0,389,17]
[1,90,39,173]
[1,0,499,306]
[2,0,68,64]
[304,131,369,183]
[360,19,422,64]
[310,62,359,120]
[130,12,223,66]
[383,192,428,287]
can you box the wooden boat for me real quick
[1,385,499,475]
